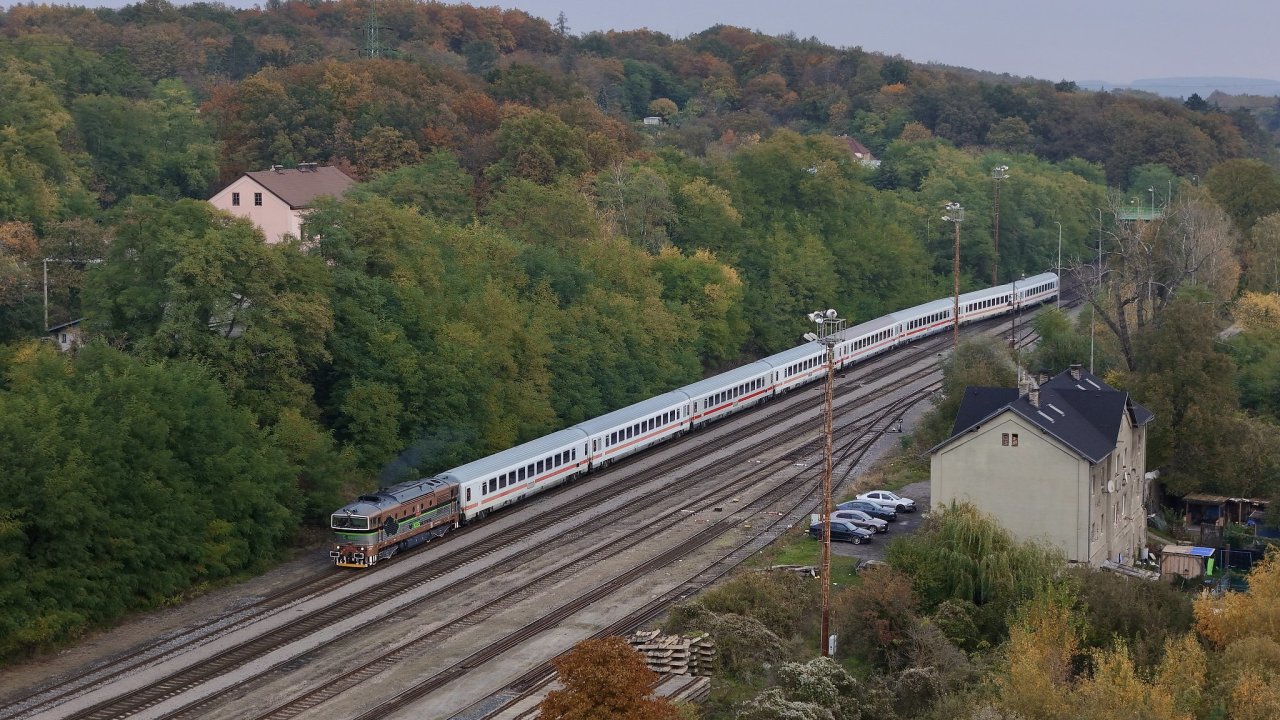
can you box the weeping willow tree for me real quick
[887,501,1062,638]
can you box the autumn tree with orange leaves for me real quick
[539,637,681,720]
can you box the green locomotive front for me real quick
[330,477,460,568]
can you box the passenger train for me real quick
[330,273,1059,567]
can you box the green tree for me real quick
[1241,212,1280,292]
[72,79,218,203]
[489,109,589,185]
[84,198,334,420]
[831,564,920,670]
[913,338,1017,449]
[352,150,475,224]
[1205,159,1280,232]
[887,502,1063,641]
[1027,308,1091,374]
[0,342,297,660]
[0,58,92,227]
[595,162,674,252]
[1127,295,1280,497]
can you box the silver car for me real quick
[832,509,888,533]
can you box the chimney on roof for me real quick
[1028,382,1041,408]
[1069,363,1082,380]
[271,164,284,173]
[299,162,317,172]
[1036,368,1051,385]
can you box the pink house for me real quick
[208,164,355,244]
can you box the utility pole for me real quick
[1054,220,1062,309]
[804,308,844,658]
[1092,209,1103,373]
[991,165,1008,285]
[943,202,965,347]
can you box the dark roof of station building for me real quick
[244,165,354,209]
[950,387,1019,437]
[934,366,1153,464]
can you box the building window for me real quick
[254,192,263,206]
[1002,433,1009,446]
[1011,433,1019,447]
[232,192,240,206]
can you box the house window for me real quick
[232,192,240,207]
[1001,433,1009,446]
[254,192,263,206]
[1010,433,1019,447]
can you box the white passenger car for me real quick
[856,490,917,513]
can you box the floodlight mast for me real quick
[942,202,965,347]
[991,165,1009,285]
[807,307,844,657]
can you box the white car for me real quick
[856,490,917,513]
[832,509,888,533]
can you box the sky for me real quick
[483,0,1279,85]
[19,0,1278,85]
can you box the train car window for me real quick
[466,488,471,502]
[536,460,544,473]
[482,481,488,494]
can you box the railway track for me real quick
[7,296,1071,720]
[63,360,933,720]
[342,389,931,720]
[243,391,927,720]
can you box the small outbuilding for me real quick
[47,318,85,352]
[1160,545,1214,581]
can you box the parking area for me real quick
[829,479,931,564]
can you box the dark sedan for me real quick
[837,500,896,522]
[808,520,873,545]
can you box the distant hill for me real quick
[1077,77,1280,99]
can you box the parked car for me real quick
[832,509,888,533]
[857,490,917,513]
[808,520,873,545]
[837,500,896,522]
